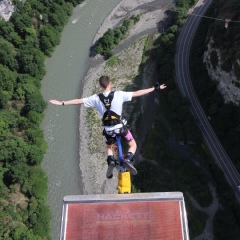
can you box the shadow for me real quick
[89,41,111,60]
[89,41,98,57]
[156,10,174,33]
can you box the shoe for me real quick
[106,156,116,179]
[123,152,137,175]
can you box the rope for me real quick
[144,3,240,24]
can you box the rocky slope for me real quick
[78,0,171,194]
[203,0,240,105]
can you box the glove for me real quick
[154,82,160,91]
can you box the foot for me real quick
[123,152,137,175]
[106,156,116,179]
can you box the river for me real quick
[40,0,176,238]
[40,0,122,239]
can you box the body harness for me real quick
[98,91,122,126]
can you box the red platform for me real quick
[60,192,189,240]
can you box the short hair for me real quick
[99,76,110,89]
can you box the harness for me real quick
[98,91,121,126]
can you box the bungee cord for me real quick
[144,2,240,28]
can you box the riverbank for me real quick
[78,0,174,194]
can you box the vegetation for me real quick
[132,0,240,239]
[2,0,239,239]
[189,2,240,238]
[0,0,84,239]
[190,0,240,172]
[207,0,240,78]
[95,15,140,58]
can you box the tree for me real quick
[94,17,133,57]
[130,14,140,23]
[96,29,115,54]
[24,93,47,114]
[48,3,68,31]
[0,38,18,71]
[24,126,47,156]
[173,7,187,26]
[122,19,130,29]
[0,165,7,195]
[10,12,33,37]
[113,28,123,44]
[9,32,23,48]
[119,25,127,34]
[8,162,29,185]
[23,27,39,48]
[168,25,178,33]
[27,111,43,125]
[62,2,74,16]
[0,109,18,130]
[29,167,48,201]
[9,226,41,240]
[27,0,45,13]
[0,64,16,97]
[17,116,29,132]
[14,74,39,100]
[28,145,44,165]
[0,20,14,39]
[16,48,45,79]
[0,90,10,109]
[0,20,22,47]
[39,25,60,56]
[1,138,30,164]
[0,1,82,239]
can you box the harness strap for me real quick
[98,91,114,110]
[99,91,121,126]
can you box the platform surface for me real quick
[60,192,189,240]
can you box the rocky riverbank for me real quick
[78,0,173,194]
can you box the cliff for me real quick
[0,0,15,21]
[203,0,240,105]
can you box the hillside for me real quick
[203,0,240,105]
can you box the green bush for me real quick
[25,93,47,113]
[0,1,85,239]
[94,16,138,58]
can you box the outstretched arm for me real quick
[132,84,167,97]
[49,99,83,106]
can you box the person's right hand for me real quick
[49,100,62,105]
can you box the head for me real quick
[99,76,112,90]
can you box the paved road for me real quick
[175,0,240,201]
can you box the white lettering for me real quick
[96,211,152,222]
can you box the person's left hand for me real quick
[160,84,167,90]
[154,82,167,91]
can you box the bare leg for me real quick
[124,138,138,175]
[106,144,115,179]
[107,144,113,156]
[127,138,137,154]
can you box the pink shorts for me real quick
[103,127,133,145]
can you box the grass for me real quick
[141,35,150,64]
[106,55,120,67]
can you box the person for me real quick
[49,76,167,179]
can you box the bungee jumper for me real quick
[49,76,167,179]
